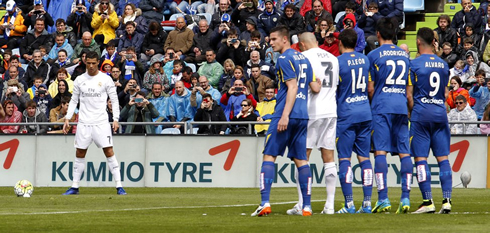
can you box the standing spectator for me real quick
[143,57,169,92]
[72,32,101,64]
[258,0,281,42]
[447,76,471,110]
[23,0,54,30]
[246,64,273,102]
[255,85,275,134]
[20,18,53,63]
[278,3,305,41]
[194,93,227,134]
[451,0,482,35]
[120,91,160,134]
[67,0,93,41]
[139,0,164,23]
[232,0,262,33]
[1,79,29,113]
[210,0,234,31]
[117,21,145,54]
[0,0,27,50]
[435,15,458,52]
[197,49,224,88]
[220,79,257,121]
[469,71,490,120]
[448,95,478,134]
[185,19,218,64]
[140,21,167,63]
[164,17,194,60]
[23,50,54,87]
[304,0,333,32]
[167,81,194,133]
[190,76,222,110]
[116,3,148,38]
[0,100,22,134]
[53,19,77,49]
[19,100,49,134]
[91,0,119,46]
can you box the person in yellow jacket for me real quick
[91,1,119,45]
[48,68,74,98]
[0,0,27,50]
[255,86,276,134]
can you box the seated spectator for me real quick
[48,33,74,63]
[214,13,241,50]
[278,3,305,41]
[120,91,160,134]
[210,0,234,31]
[371,0,403,27]
[1,50,11,73]
[240,16,263,44]
[19,100,48,134]
[335,1,358,31]
[167,81,194,133]
[170,60,184,90]
[447,76,472,110]
[341,13,365,53]
[139,0,164,23]
[100,58,114,76]
[194,93,227,135]
[480,103,490,134]
[4,56,25,81]
[220,79,257,121]
[163,47,188,83]
[300,0,332,17]
[255,85,275,134]
[197,50,224,88]
[245,50,275,80]
[185,19,218,64]
[91,0,119,46]
[216,28,247,64]
[3,66,27,94]
[450,60,470,82]
[218,59,235,93]
[230,98,258,134]
[118,78,140,107]
[229,65,248,89]
[71,49,90,81]
[24,0,54,30]
[0,0,27,50]
[117,21,145,54]
[448,95,478,134]
[304,0,332,32]
[441,42,458,68]
[67,0,93,41]
[315,18,335,46]
[24,50,54,87]
[49,68,74,98]
[164,17,194,60]
[26,77,43,100]
[53,18,77,48]
[451,0,482,36]
[435,14,458,53]
[180,66,194,91]
[101,41,120,66]
[50,80,71,109]
[0,100,22,134]
[20,18,53,63]
[48,97,78,134]
[231,0,262,33]
[246,64,273,102]
[33,84,52,117]
[1,79,29,113]
[118,46,145,87]
[72,32,101,64]
[111,66,125,93]
[146,83,169,133]
[257,0,280,43]
[461,23,482,51]
[244,31,267,63]
[140,21,167,63]
[358,2,381,54]
[467,50,490,78]
[469,71,490,120]
[190,76,222,110]
[319,32,340,56]
[143,57,169,92]
[116,3,148,38]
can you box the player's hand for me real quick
[63,119,70,134]
[112,121,119,133]
[277,116,289,132]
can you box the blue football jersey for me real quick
[272,49,314,119]
[410,54,450,123]
[337,51,372,124]
[368,44,410,115]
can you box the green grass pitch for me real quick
[1,187,490,232]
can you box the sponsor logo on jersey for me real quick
[346,95,368,103]
[421,97,444,104]
[296,92,306,99]
[382,86,406,94]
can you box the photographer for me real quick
[34,84,53,118]
[446,76,472,110]
[118,46,145,87]
[23,0,54,30]
[190,76,222,109]
[194,93,227,135]
[469,71,490,120]
[341,13,365,53]
[66,0,93,41]
[216,28,246,64]
[118,78,140,108]
[231,0,261,33]
[1,79,29,113]
[220,79,257,121]
[120,91,160,134]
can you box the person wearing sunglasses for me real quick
[448,95,478,134]
[229,98,258,134]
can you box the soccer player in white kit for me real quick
[62,51,125,195]
[287,32,339,215]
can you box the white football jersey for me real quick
[66,71,120,125]
[302,47,339,119]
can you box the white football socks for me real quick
[72,157,86,188]
[107,155,122,188]
[324,162,337,210]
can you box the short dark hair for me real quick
[442,42,452,48]
[61,96,71,105]
[476,69,486,78]
[455,94,467,103]
[34,76,43,81]
[417,27,434,46]
[251,64,261,69]
[10,55,19,62]
[205,48,215,54]
[126,46,136,53]
[202,93,212,100]
[85,51,99,60]
[376,17,396,41]
[183,66,193,74]
[55,33,65,39]
[228,28,238,37]
[135,91,146,97]
[463,37,474,45]
[106,40,116,48]
[125,21,136,28]
[338,29,357,49]
[345,1,355,10]
[35,18,45,24]
[173,60,184,67]
[152,82,162,89]
[251,30,261,39]
[270,25,290,42]
[284,3,296,12]
[56,18,66,26]
[451,76,463,87]
[26,100,37,108]
[149,21,160,31]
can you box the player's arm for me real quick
[309,73,321,94]
[278,78,298,132]
[107,79,120,133]
[406,70,414,116]
[367,80,375,101]
[64,80,80,134]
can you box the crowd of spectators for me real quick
[0,0,489,135]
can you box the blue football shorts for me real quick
[372,113,410,155]
[263,118,308,160]
[410,121,450,157]
[336,120,372,159]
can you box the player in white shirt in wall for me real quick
[287,32,340,215]
[62,50,126,195]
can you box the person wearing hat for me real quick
[341,13,365,53]
[24,0,54,30]
[210,0,234,31]
[1,79,30,113]
[232,0,262,33]
[0,0,27,50]
[213,13,241,49]
[257,0,281,42]
[240,16,264,44]
[466,50,490,79]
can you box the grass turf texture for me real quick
[1,187,489,232]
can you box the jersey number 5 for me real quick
[298,63,308,88]
[385,60,406,85]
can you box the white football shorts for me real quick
[75,123,113,149]
[306,117,337,150]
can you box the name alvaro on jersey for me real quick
[425,62,445,68]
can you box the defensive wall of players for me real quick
[0,135,488,188]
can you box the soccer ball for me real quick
[14,180,34,197]
[460,171,471,188]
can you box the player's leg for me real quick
[286,148,309,215]
[290,119,312,216]
[293,157,312,216]
[63,125,91,195]
[371,114,391,213]
[394,114,412,214]
[320,118,337,214]
[432,123,452,214]
[411,122,435,214]
[355,120,373,213]
[335,122,356,214]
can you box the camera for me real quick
[243,2,253,8]
[77,6,83,11]
[33,10,42,14]
[448,85,455,91]
[231,38,238,43]
[130,84,137,89]
[169,53,174,59]
[134,98,143,103]
[10,86,18,92]
[38,89,46,94]
[235,87,243,92]
[125,54,133,59]
[101,12,107,16]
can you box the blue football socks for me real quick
[415,160,432,200]
[439,159,452,199]
[339,160,353,204]
[374,155,388,200]
[260,161,275,206]
[359,160,373,202]
[298,164,312,208]
[400,156,413,200]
